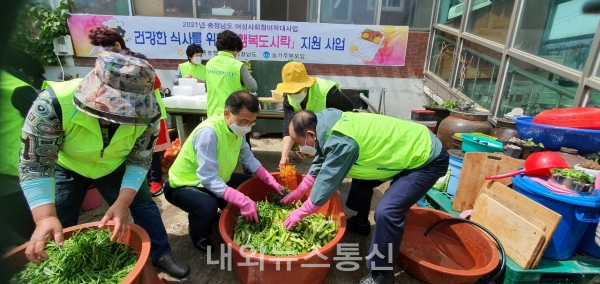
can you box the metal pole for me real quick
[359,93,379,114]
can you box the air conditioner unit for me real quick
[448,0,494,20]
[53,35,74,56]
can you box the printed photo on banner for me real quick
[68,14,408,66]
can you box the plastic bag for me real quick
[162,139,181,173]
[432,169,451,192]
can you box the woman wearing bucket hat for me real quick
[88,26,171,196]
[276,61,353,170]
[18,51,189,278]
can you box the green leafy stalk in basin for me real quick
[10,228,138,284]
[233,188,337,256]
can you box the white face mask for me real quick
[290,90,307,104]
[229,122,252,137]
[192,56,202,64]
[299,135,317,156]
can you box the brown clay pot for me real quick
[1,221,161,284]
[219,173,347,284]
[437,110,493,150]
[396,208,499,284]
[491,118,520,144]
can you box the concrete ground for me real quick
[79,134,423,284]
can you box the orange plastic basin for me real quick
[396,208,499,284]
[1,221,163,284]
[219,173,346,284]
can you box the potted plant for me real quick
[503,144,522,158]
[507,137,544,159]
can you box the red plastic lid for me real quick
[411,110,435,114]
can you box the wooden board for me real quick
[480,181,562,268]
[452,152,524,212]
[258,97,283,103]
[471,193,545,269]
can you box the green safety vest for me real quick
[287,78,338,112]
[205,51,246,117]
[0,70,35,177]
[168,114,242,188]
[331,112,432,181]
[155,89,167,119]
[178,61,206,81]
[43,80,148,179]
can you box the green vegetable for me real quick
[11,228,138,284]
[522,138,544,148]
[233,191,336,256]
[552,168,595,183]
[427,100,457,109]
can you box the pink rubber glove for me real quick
[255,166,283,195]
[596,173,600,190]
[281,174,315,206]
[222,187,259,223]
[283,198,322,230]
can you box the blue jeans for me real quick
[54,164,171,260]
[163,173,252,240]
[366,149,450,276]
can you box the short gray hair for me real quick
[290,110,317,138]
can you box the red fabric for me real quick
[154,119,171,152]
[154,75,161,90]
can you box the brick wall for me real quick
[73,31,429,78]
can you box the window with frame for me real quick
[319,0,377,25]
[368,0,405,11]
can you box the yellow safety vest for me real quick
[168,114,242,188]
[287,78,338,112]
[178,61,206,81]
[331,112,432,181]
[44,80,148,178]
[205,52,246,117]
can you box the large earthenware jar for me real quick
[437,110,493,150]
[491,118,520,144]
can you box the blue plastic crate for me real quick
[515,116,600,154]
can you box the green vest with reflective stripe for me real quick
[45,80,148,178]
[168,114,242,188]
[178,61,206,81]
[288,78,338,112]
[331,112,432,181]
[205,52,246,117]
[0,70,34,177]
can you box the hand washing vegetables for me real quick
[11,228,138,284]
[233,190,336,256]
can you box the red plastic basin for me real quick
[397,208,499,284]
[1,221,163,284]
[219,173,346,284]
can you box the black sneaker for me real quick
[346,216,371,236]
[189,228,213,252]
[152,253,190,278]
[359,271,394,284]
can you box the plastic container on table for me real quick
[411,110,435,121]
[219,173,347,284]
[533,107,600,130]
[577,224,600,258]
[512,175,600,260]
[514,116,600,154]
[447,149,465,195]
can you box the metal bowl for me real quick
[551,174,595,193]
